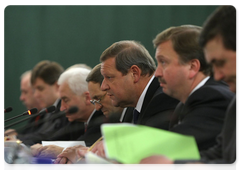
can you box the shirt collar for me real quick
[135,75,155,113]
[119,108,127,122]
[85,109,96,125]
[189,76,210,97]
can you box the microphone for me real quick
[4,106,56,129]
[4,108,38,123]
[66,106,78,114]
[0,106,56,139]
[22,108,38,115]
[4,107,13,113]
[4,106,79,134]
[38,105,56,115]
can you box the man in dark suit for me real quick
[12,60,69,146]
[100,40,179,129]
[54,63,134,163]
[86,63,134,123]
[140,6,236,164]
[152,24,234,151]
[31,67,105,160]
[19,70,43,133]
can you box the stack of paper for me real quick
[101,123,200,164]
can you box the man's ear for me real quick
[53,82,59,91]
[188,59,201,79]
[83,91,91,104]
[130,65,141,83]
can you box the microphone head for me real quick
[28,108,38,115]
[46,105,56,113]
[67,106,78,114]
[0,107,12,114]
[4,107,13,113]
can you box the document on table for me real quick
[101,123,200,164]
[42,141,86,148]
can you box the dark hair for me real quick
[31,60,64,85]
[86,63,103,84]
[153,25,211,75]
[199,6,236,51]
[100,40,156,76]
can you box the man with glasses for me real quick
[87,63,134,123]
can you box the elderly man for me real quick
[31,67,105,161]
[54,63,134,164]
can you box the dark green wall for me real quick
[4,5,218,128]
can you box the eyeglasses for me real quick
[90,92,107,106]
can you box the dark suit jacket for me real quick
[136,77,179,129]
[174,96,236,164]
[170,77,234,151]
[44,121,85,141]
[19,112,46,135]
[122,107,134,123]
[17,99,69,146]
[200,96,236,163]
[77,110,105,147]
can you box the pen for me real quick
[76,136,103,162]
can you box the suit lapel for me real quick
[169,102,184,128]
[122,107,134,123]
[137,77,160,123]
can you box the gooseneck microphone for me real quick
[4,106,78,132]
[4,106,56,129]
[38,105,56,115]
[4,108,38,123]
[4,107,13,113]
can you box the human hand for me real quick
[178,163,217,170]
[120,155,173,170]
[38,145,64,159]
[54,145,87,164]
[30,143,43,156]
[91,140,106,158]
[77,147,89,160]
[54,157,72,164]
[31,144,64,159]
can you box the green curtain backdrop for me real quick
[4,5,218,128]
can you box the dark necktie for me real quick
[133,109,140,124]
[169,102,184,129]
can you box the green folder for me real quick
[101,123,200,164]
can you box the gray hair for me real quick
[58,67,91,96]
